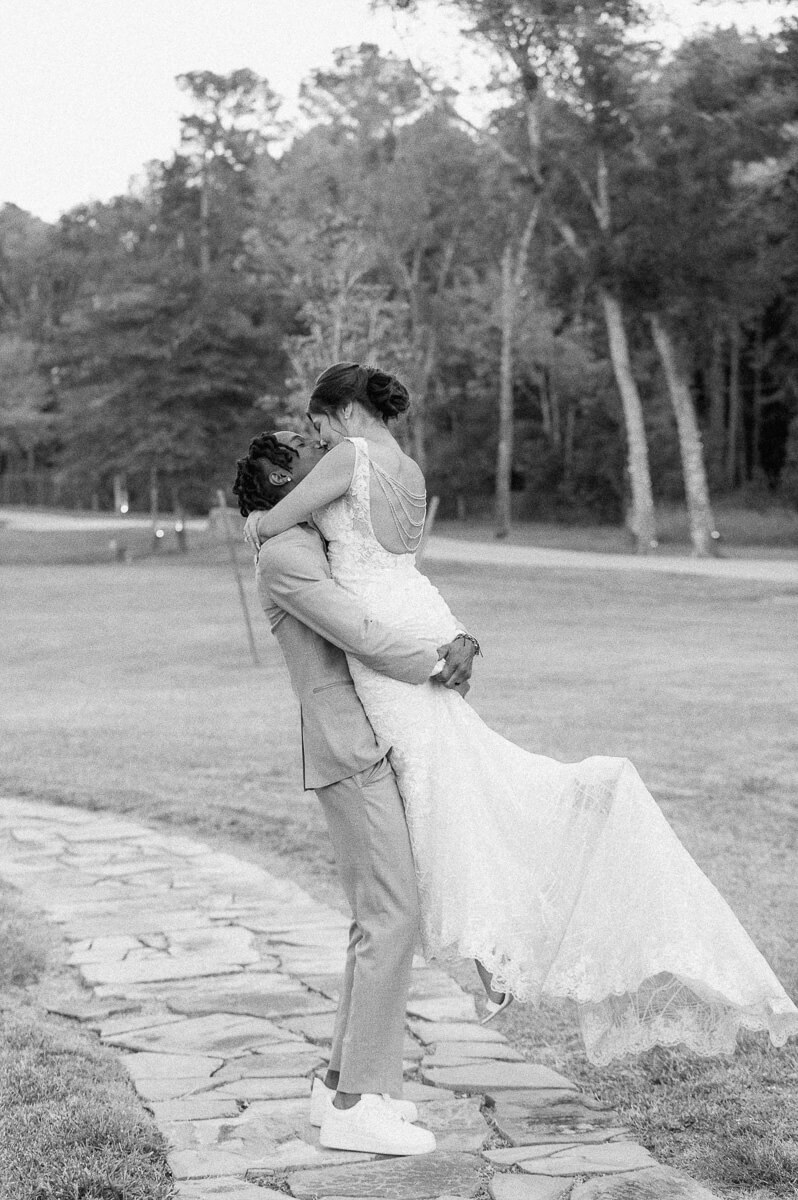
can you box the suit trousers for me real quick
[315,755,420,1096]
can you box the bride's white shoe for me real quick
[480,991,514,1025]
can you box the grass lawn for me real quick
[0,883,173,1200]
[2,546,797,1198]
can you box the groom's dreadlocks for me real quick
[232,433,298,517]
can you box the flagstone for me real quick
[279,1011,338,1041]
[80,956,245,986]
[167,1102,375,1170]
[286,1150,483,1198]
[67,935,143,964]
[107,1012,294,1056]
[241,910,347,934]
[165,984,334,1020]
[59,822,154,840]
[211,1076,311,1101]
[169,1108,369,1166]
[295,973,341,1000]
[135,1076,222,1101]
[278,952,351,974]
[60,909,210,938]
[42,996,137,1023]
[409,970,472,999]
[491,1102,625,1146]
[401,1080,456,1104]
[168,1149,249,1180]
[209,1048,324,1084]
[175,1179,284,1199]
[424,1043,525,1066]
[407,995,478,1022]
[268,926,350,948]
[140,932,168,949]
[490,1177,573,1200]
[0,802,716,1200]
[121,1051,223,1080]
[150,1096,242,1122]
[154,970,297,997]
[166,926,261,963]
[569,1166,722,1199]
[414,1096,492,1152]
[484,1143,658,1175]
[100,1010,186,1038]
[409,1021,506,1045]
[423,1063,576,1094]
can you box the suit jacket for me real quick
[256,525,441,790]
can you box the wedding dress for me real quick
[313,437,798,1065]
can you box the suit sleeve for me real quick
[258,536,441,685]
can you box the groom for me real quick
[237,429,478,1156]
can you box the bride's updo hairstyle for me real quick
[309,362,410,422]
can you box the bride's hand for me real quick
[243,510,268,554]
[435,634,479,691]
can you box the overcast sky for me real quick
[0,0,790,222]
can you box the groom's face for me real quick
[269,430,326,491]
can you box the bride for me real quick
[241,361,798,1067]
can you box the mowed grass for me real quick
[0,884,173,1200]
[2,548,798,1197]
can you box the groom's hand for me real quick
[436,634,478,690]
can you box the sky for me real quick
[0,0,791,222]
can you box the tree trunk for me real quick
[495,206,539,539]
[598,288,657,551]
[752,318,763,479]
[411,329,436,477]
[199,155,211,277]
[726,322,741,490]
[649,314,718,557]
[707,324,726,488]
[563,403,576,492]
[495,242,515,539]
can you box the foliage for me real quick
[1,21,797,519]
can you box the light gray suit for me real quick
[257,524,440,1095]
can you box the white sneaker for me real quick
[319,1093,436,1155]
[309,1076,418,1128]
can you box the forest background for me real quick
[1,0,797,555]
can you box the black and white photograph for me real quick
[1,1,797,1197]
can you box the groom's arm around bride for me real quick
[252,521,477,1151]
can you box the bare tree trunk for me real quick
[495,207,539,539]
[410,329,436,477]
[707,324,726,487]
[598,288,658,551]
[496,242,515,539]
[549,366,561,450]
[650,314,718,557]
[752,318,763,479]
[538,368,552,443]
[199,155,211,277]
[563,403,576,492]
[726,322,741,490]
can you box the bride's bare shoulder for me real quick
[399,449,426,492]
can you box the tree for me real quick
[384,0,661,549]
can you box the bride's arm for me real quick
[245,441,355,545]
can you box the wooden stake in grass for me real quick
[216,488,260,667]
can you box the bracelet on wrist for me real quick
[455,632,482,657]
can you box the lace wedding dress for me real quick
[313,437,798,1065]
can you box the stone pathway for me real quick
[425,535,798,586]
[0,797,720,1200]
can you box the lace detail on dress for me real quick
[313,438,798,1066]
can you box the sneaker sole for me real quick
[319,1130,435,1155]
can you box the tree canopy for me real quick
[1,17,796,529]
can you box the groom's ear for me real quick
[267,467,292,488]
